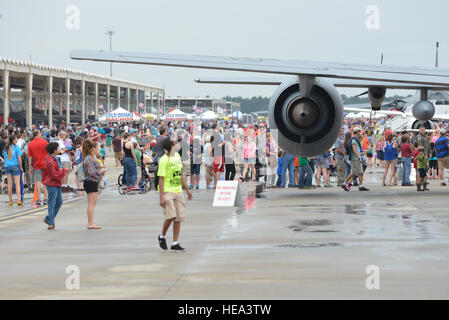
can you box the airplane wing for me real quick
[344,107,449,120]
[194,77,449,90]
[344,107,408,117]
[70,50,449,87]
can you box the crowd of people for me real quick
[1,118,449,221]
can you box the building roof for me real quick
[0,56,163,91]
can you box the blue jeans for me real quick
[123,157,137,186]
[299,164,313,188]
[45,186,63,226]
[281,153,296,187]
[276,174,282,187]
[401,157,412,185]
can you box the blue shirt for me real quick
[384,141,398,161]
[2,144,23,168]
[435,136,449,159]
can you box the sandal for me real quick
[8,201,13,207]
[87,225,102,230]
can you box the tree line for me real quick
[223,94,413,114]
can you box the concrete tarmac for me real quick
[1,165,449,299]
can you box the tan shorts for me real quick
[350,160,363,175]
[182,163,191,176]
[438,156,449,169]
[114,152,122,161]
[162,192,186,222]
[385,159,397,165]
[62,161,72,170]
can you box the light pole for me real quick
[435,41,439,68]
[105,30,115,77]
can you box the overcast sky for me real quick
[1,0,448,99]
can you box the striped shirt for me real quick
[435,136,449,159]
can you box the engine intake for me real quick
[368,87,386,111]
[269,77,344,157]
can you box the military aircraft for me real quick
[70,50,449,156]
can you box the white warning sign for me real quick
[213,181,239,207]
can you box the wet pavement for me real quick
[1,165,449,299]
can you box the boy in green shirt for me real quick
[416,146,428,192]
[157,138,192,251]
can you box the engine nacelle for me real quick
[368,87,386,111]
[412,100,435,121]
[407,118,435,130]
[268,77,344,157]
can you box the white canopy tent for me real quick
[132,112,141,121]
[166,109,187,121]
[200,110,218,120]
[104,107,134,122]
[345,112,357,119]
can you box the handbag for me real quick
[75,163,86,182]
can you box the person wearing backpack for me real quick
[342,127,369,191]
[382,133,399,186]
[42,142,67,230]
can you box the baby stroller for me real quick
[118,152,152,194]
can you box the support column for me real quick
[117,85,121,110]
[162,91,165,117]
[107,83,111,112]
[26,73,33,128]
[158,92,162,117]
[43,78,48,117]
[95,82,99,120]
[2,70,10,126]
[81,80,86,125]
[47,76,53,128]
[66,77,70,124]
[60,82,63,116]
[136,89,139,113]
[127,87,131,112]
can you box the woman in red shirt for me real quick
[42,142,67,230]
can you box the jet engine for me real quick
[268,77,344,157]
[412,100,435,121]
[407,118,435,130]
[368,87,386,111]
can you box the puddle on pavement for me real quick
[277,243,342,248]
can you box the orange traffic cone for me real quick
[33,184,38,203]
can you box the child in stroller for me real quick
[118,149,155,193]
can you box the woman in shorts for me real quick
[375,135,385,167]
[315,151,332,187]
[2,135,24,206]
[382,133,399,186]
[82,139,107,230]
[241,135,257,181]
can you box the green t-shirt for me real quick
[298,157,309,166]
[135,149,141,167]
[416,153,427,169]
[157,153,183,193]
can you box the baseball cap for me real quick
[130,129,138,134]
[353,127,361,133]
[441,129,447,135]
